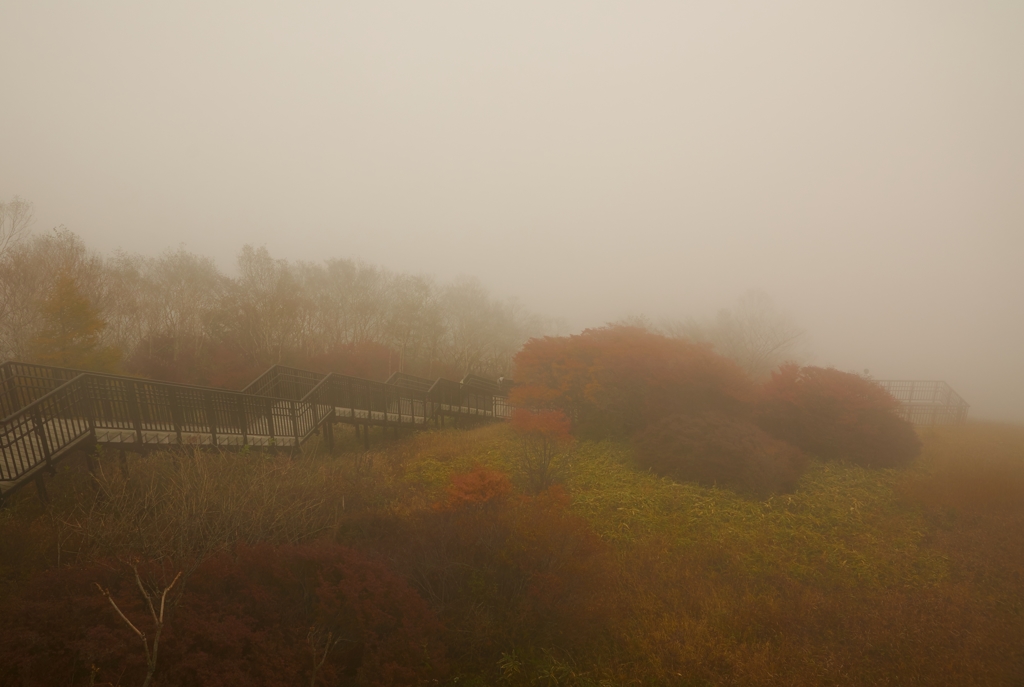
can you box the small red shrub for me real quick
[441,466,513,509]
[758,365,921,468]
[635,412,808,497]
[409,474,618,669]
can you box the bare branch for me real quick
[96,583,146,642]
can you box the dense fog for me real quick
[1,1,1021,420]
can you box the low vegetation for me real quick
[1,419,1022,685]
[758,364,923,469]
[634,412,807,497]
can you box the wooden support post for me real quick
[85,449,97,476]
[363,423,370,449]
[35,474,50,505]
[118,449,129,479]
[323,413,335,453]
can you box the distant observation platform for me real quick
[874,380,969,425]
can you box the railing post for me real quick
[204,391,218,446]
[168,387,184,445]
[236,395,248,446]
[125,381,145,446]
[291,402,300,456]
[348,377,356,422]
[79,376,96,438]
[265,398,276,447]
[31,406,53,473]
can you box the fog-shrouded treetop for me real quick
[1,1,1021,419]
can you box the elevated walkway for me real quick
[0,361,512,504]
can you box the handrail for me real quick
[2,360,512,496]
[1,361,86,419]
[1,373,91,482]
[241,364,326,400]
[1,371,307,484]
[1,361,303,420]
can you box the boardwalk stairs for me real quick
[0,361,512,505]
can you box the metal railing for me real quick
[241,365,326,400]
[1,361,512,494]
[1,361,86,419]
[874,380,970,425]
[1,372,311,483]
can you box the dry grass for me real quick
[900,422,1024,513]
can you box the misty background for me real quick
[1,1,1021,420]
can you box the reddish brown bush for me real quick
[758,365,921,469]
[0,544,445,687]
[512,326,754,438]
[440,465,513,509]
[398,469,619,671]
[635,412,807,497]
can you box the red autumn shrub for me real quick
[441,466,513,509]
[758,364,921,469]
[0,544,446,687]
[0,561,144,687]
[404,470,618,670]
[635,412,808,497]
[511,326,754,438]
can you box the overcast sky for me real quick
[2,1,1022,420]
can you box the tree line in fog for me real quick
[0,214,551,388]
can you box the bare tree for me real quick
[97,567,182,687]
[0,195,33,261]
[665,290,807,379]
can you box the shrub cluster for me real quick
[758,364,921,469]
[514,329,921,495]
[635,412,807,497]
[386,466,619,671]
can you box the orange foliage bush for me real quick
[758,364,921,468]
[511,326,754,438]
[440,466,513,509]
[635,412,808,497]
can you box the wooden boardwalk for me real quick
[0,362,512,503]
